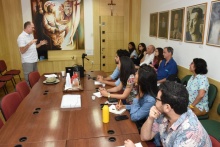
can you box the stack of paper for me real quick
[93,92,102,98]
[109,105,126,115]
[60,95,81,108]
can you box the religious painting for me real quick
[149,13,158,37]
[185,3,207,44]
[169,8,185,41]
[207,1,220,47]
[31,0,84,54]
[158,11,169,39]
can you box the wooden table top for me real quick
[0,71,147,146]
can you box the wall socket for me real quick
[91,61,94,64]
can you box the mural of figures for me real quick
[31,0,84,54]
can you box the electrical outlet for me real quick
[91,61,94,64]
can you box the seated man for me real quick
[97,49,129,86]
[135,45,155,69]
[157,47,177,83]
[124,81,211,147]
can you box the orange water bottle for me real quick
[102,104,109,123]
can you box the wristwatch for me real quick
[107,92,111,98]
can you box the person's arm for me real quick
[100,82,132,100]
[140,106,160,141]
[19,39,37,54]
[157,78,166,84]
[127,97,155,122]
[190,90,206,107]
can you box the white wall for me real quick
[21,0,94,54]
[140,0,220,81]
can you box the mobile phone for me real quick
[115,115,129,121]
[108,98,118,103]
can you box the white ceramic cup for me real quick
[61,71,65,77]
[92,96,95,100]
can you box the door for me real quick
[100,16,124,72]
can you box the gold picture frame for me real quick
[158,11,169,39]
[184,3,207,44]
[149,12,158,37]
[206,1,220,47]
[169,8,185,41]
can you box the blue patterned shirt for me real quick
[186,75,209,112]
[152,109,211,147]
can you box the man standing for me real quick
[157,47,177,83]
[17,21,47,84]
[124,81,211,147]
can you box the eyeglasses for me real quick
[154,97,162,101]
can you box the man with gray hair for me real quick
[139,45,155,66]
[157,47,177,83]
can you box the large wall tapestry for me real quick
[31,0,84,54]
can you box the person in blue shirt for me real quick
[157,47,178,83]
[116,64,157,125]
[97,49,129,86]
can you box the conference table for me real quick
[0,71,148,147]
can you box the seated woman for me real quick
[99,56,136,104]
[128,42,138,62]
[116,64,157,125]
[149,47,164,71]
[133,43,146,66]
[187,58,209,116]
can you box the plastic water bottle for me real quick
[102,104,109,123]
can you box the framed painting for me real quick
[158,11,169,39]
[185,3,207,44]
[207,1,220,47]
[169,8,185,41]
[149,13,158,37]
[31,0,84,53]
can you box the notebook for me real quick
[109,105,126,115]
[94,81,102,85]
[60,95,81,108]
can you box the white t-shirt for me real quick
[140,53,154,66]
[17,31,38,63]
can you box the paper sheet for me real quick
[109,104,126,115]
[94,81,102,85]
[116,142,143,147]
[60,95,81,108]
[93,92,102,98]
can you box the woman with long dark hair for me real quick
[150,47,164,71]
[100,56,136,104]
[116,64,157,122]
[134,43,146,66]
[128,42,138,61]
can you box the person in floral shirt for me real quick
[186,58,209,116]
[123,81,211,147]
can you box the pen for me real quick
[119,99,121,107]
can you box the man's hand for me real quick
[40,40,48,46]
[30,39,37,45]
[149,106,161,119]
[124,139,136,147]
